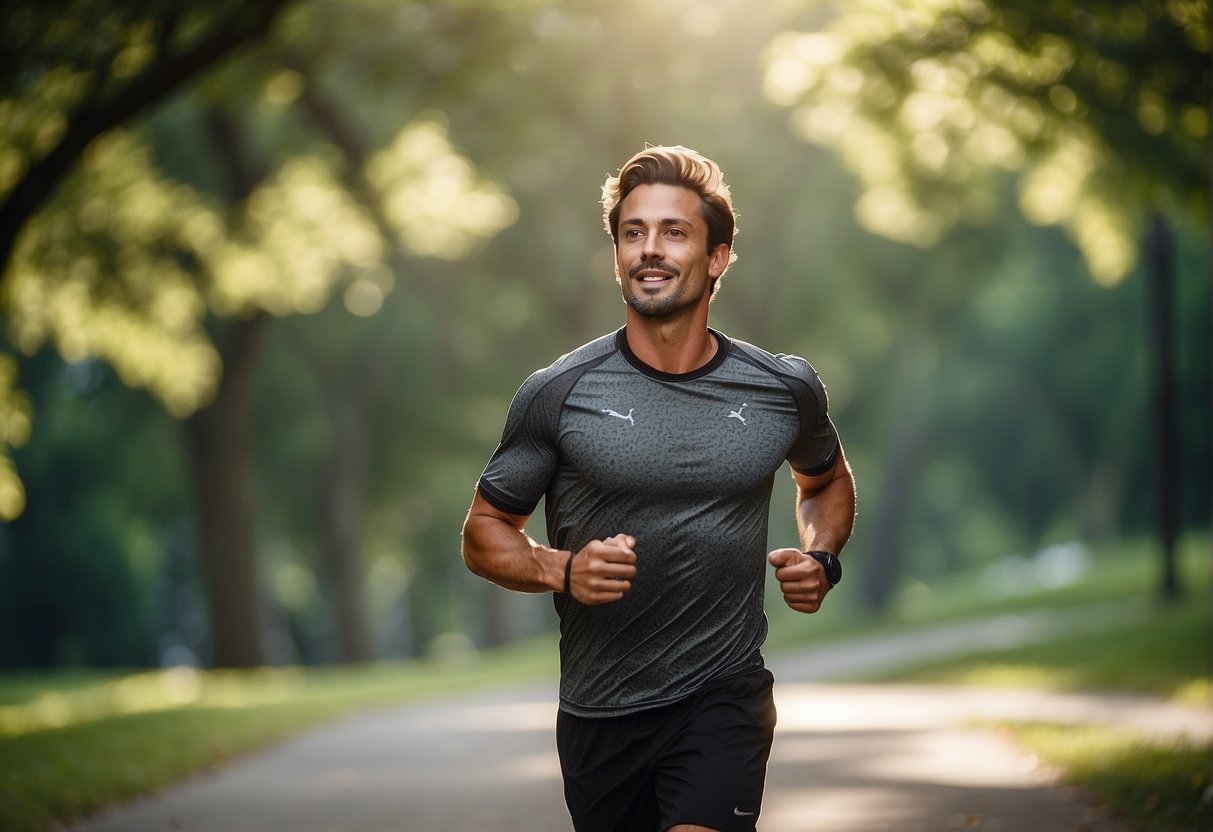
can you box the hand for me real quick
[768,548,830,614]
[567,534,637,605]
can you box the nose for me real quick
[640,232,663,259]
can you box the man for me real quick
[461,145,856,832]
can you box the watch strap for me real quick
[803,549,841,587]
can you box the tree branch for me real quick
[0,0,294,295]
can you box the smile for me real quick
[630,263,679,282]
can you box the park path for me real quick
[66,609,1211,832]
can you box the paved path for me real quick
[67,612,1211,832]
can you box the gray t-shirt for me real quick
[478,327,839,717]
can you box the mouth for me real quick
[629,263,678,284]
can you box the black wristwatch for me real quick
[804,550,842,587]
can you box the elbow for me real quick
[460,529,484,578]
[460,520,495,581]
[462,550,488,580]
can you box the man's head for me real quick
[602,146,738,301]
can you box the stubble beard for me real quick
[622,261,706,319]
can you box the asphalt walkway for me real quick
[66,611,1211,832]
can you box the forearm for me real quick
[797,463,856,555]
[461,512,568,594]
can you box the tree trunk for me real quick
[860,342,931,612]
[185,314,270,667]
[1144,213,1183,602]
[316,394,377,663]
[861,419,929,613]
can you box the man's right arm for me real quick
[461,490,566,594]
[461,490,638,604]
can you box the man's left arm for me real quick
[768,444,856,614]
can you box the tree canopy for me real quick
[763,0,1208,282]
[0,0,1207,667]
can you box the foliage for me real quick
[763,0,1209,283]
[5,108,512,418]
[0,0,1208,666]
[2,0,527,667]
[761,0,1210,608]
[1004,723,1211,832]
[0,354,183,667]
[0,0,515,519]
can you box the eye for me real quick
[666,227,687,239]
[623,228,644,240]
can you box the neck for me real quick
[623,309,717,375]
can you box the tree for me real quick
[0,353,181,667]
[1,0,518,665]
[0,1,295,518]
[0,0,294,282]
[763,0,1209,604]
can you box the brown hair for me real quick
[602,146,738,296]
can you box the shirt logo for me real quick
[728,403,748,425]
[602,407,635,425]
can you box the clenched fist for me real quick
[567,534,638,605]
[768,548,831,614]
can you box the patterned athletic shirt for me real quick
[477,327,839,717]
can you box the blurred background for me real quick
[0,0,1207,672]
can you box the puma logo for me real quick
[602,408,635,425]
[728,403,748,424]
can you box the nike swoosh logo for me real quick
[733,808,756,816]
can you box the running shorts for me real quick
[556,666,777,832]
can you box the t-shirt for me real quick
[477,327,839,717]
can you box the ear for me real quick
[708,244,730,278]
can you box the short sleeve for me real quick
[477,369,563,516]
[783,357,840,476]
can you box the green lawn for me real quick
[867,540,1210,832]
[867,588,1209,704]
[0,645,557,832]
[2,536,1208,832]
[1002,723,1211,832]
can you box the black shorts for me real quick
[556,667,777,832]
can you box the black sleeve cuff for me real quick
[792,441,839,478]
[477,478,539,517]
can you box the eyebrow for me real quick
[620,217,694,229]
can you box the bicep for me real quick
[465,489,531,535]
[792,441,851,499]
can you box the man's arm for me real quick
[768,444,857,613]
[461,490,638,604]
[794,443,856,555]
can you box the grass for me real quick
[866,540,1211,832]
[1000,723,1211,832]
[1,535,1208,831]
[765,532,1207,651]
[864,589,1209,704]
[0,642,557,832]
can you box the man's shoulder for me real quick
[512,330,622,402]
[547,330,621,373]
[726,335,820,384]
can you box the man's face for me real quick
[614,184,729,320]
